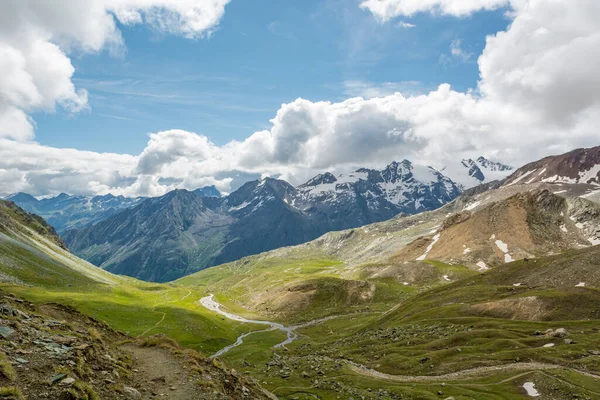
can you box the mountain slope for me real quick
[504,145,600,186]
[64,161,462,282]
[0,200,120,287]
[63,190,233,282]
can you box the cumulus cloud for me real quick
[0,0,230,141]
[2,0,600,198]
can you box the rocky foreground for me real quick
[0,290,275,400]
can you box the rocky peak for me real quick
[476,156,513,172]
[302,172,337,187]
[382,160,414,183]
[462,159,485,182]
[193,185,221,198]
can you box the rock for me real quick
[51,335,75,345]
[49,373,67,385]
[15,358,28,364]
[123,386,142,400]
[301,371,310,378]
[0,326,15,339]
[551,328,569,338]
[588,350,600,355]
[564,339,575,345]
[60,377,75,386]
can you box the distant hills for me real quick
[6,186,221,234]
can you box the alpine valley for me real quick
[1,147,600,399]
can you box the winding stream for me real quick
[200,294,338,358]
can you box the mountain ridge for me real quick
[63,160,468,282]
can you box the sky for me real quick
[1,0,600,197]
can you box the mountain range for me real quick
[8,158,510,282]
[5,185,222,234]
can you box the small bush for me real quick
[0,354,16,381]
[0,387,25,400]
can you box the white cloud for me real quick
[397,21,416,28]
[359,0,510,21]
[450,39,471,61]
[0,0,230,141]
[343,80,429,98]
[2,0,600,198]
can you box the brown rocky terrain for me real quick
[504,145,600,186]
[0,290,275,400]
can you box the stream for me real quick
[200,294,338,358]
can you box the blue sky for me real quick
[32,0,509,155]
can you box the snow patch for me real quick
[495,239,509,253]
[513,283,522,287]
[229,201,250,211]
[553,190,567,194]
[490,234,496,240]
[579,164,600,185]
[464,200,481,211]
[463,247,471,255]
[523,382,540,397]
[542,175,576,184]
[416,233,441,261]
[443,275,451,281]
[476,261,488,271]
[495,239,514,263]
[575,282,586,287]
[560,224,568,233]
[506,169,537,186]
[543,343,555,348]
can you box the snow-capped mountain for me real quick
[442,156,513,188]
[294,160,461,224]
[63,161,463,282]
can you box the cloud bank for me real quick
[1,0,600,197]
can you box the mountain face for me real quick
[193,185,221,197]
[444,156,513,188]
[6,192,144,233]
[504,146,600,186]
[293,160,461,229]
[63,161,462,282]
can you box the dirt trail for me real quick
[342,359,600,382]
[122,344,198,400]
[139,289,192,337]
